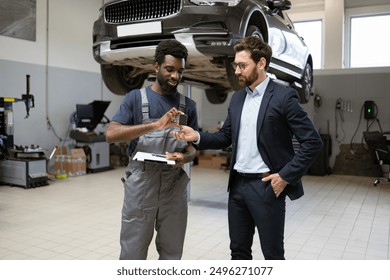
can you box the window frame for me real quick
[345,5,390,68]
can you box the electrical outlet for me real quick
[336,98,342,109]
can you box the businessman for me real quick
[172,36,322,260]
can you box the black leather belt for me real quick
[235,170,270,179]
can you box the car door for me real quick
[267,10,308,72]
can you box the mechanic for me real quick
[105,39,199,260]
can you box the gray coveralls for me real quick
[119,88,190,260]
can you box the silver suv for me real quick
[93,0,313,104]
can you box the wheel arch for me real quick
[238,8,269,42]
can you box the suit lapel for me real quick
[257,80,274,135]
[232,89,247,135]
[229,89,246,171]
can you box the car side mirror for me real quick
[268,0,291,12]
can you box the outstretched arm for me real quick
[106,107,181,143]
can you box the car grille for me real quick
[104,0,182,23]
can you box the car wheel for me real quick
[205,86,229,104]
[297,63,312,104]
[245,25,263,40]
[101,65,148,95]
[225,25,264,91]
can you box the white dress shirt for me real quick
[233,77,270,173]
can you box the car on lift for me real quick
[92,0,313,104]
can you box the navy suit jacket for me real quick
[198,80,323,200]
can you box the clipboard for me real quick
[133,151,175,165]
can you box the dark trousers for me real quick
[228,174,286,260]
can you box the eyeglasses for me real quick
[231,62,248,71]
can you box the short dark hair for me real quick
[154,39,188,65]
[234,36,272,70]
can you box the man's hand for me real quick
[155,108,182,130]
[166,143,196,168]
[171,125,199,142]
[166,151,185,168]
[262,173,287,198]
[106,108,185,143]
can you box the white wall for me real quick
[0,0,124,159]
[0,0,102,72]
[46,0,102,72]
[0,0,47,65]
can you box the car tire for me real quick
[205,87,229,104]
[246,25,264,40]
[101,65,148,95]
[297,63,312,104]
[225,25,264,91]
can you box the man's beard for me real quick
[157,73,179,94]
[245,71,259,88]
[238,69,259,88]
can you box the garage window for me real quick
[349,14,390,67]
[345,4,390,68]
[294,20,323,69]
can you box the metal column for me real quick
[182,83,192,201]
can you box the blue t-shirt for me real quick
[111,86,199,154]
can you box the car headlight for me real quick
[189,0,242,6]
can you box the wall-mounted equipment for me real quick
[364,100,378,120]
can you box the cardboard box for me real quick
[211,155,228,169]
[198,154,228,169]
[198,154,213,168]
[53,146,86,176]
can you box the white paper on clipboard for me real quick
[133,152,175,165]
